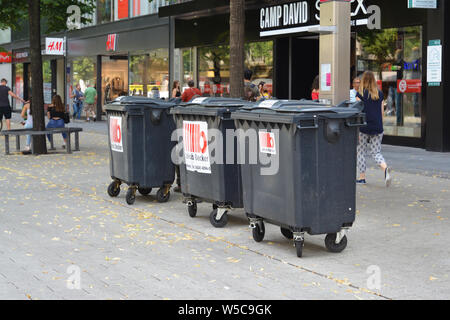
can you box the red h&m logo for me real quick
[106,34,117,51]
[47,41,62,52]
[0,52,12,63]
[184,122,208,154]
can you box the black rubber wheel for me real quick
[107,181,120,197]
[252,222,265,242]
[126,188,136,205]
[209,209,228,228]
[138,187,152,196]
[156,188,170,203]
[295,240,304,258]
[188,202,197,218]
[325,233,348,253]
[281,227,293,240]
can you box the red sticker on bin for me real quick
[183,121,211,174]
[259,131,277,155]
[110,116,123,153]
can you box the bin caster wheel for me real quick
[126,188,136,205]
[138,187,152,196]
[156,188,170,203]
[107,181,120,198]
[294,240,304,258]
[188,202,197,218]
[281,227,293,240]
[252,222,265,243]
[325,233,348,253]
[210,209,228,228]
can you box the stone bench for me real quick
[0,127,83,155]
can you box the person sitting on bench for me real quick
[47,95,67,149]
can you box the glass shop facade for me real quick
[160,0,450,152]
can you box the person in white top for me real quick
[21,99,33,151]
[349,77,360,102]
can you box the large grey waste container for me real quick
[231,99,365,257]
[170,97,253,228]
[105,96,177,205]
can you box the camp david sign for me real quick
[259,0,381,37]
[260,1,310,30]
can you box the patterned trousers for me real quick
[357,132,386,174]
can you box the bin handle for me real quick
[345,115,367,128]
[296,117,319,130]
[150,109,162,125]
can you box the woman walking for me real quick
[356,71,392,187]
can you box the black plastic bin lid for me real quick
[105,96,178,112]
[171,97,254,117]
[231,99,364,123]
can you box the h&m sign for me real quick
[259,0,381,37]
[45,38,65,55]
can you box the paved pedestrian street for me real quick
[0,118,449,300]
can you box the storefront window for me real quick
[13,64,24,109]
[0,29,11,44]
[42,60,52,104]
[198,41,273,97]
[102,56,128,105]
[71,57,97,91]
[97,0,114,24]
[198,45,230,97]
[245,41,274,97]
[129,49,169,98]
[357,26,423,138]
[130,0,169,17]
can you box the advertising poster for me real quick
[183,121,211,174]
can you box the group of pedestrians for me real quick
[171,69,269,104]
[70,84,98,122]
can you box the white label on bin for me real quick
[110,116,123,153]
[191,97,208,104]
[258,100,279,109]
[183,121,211,174]
[259,131,277,155]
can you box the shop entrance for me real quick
[101,55,128,107]
[291,36,319,100]
[274,36,319,100]
[275,34,357,100]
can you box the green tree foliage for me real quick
[357,29,398,75]
[0,0,95,32]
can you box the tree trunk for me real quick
[229,0,245,98]
[29,0,47,154]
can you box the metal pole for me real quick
[318,0,351,105]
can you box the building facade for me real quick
[0,0,179,115]
[160,0,450,152]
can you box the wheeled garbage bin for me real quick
[170,97,253,228]
[231,99,366,257]
[105,96,178,205]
